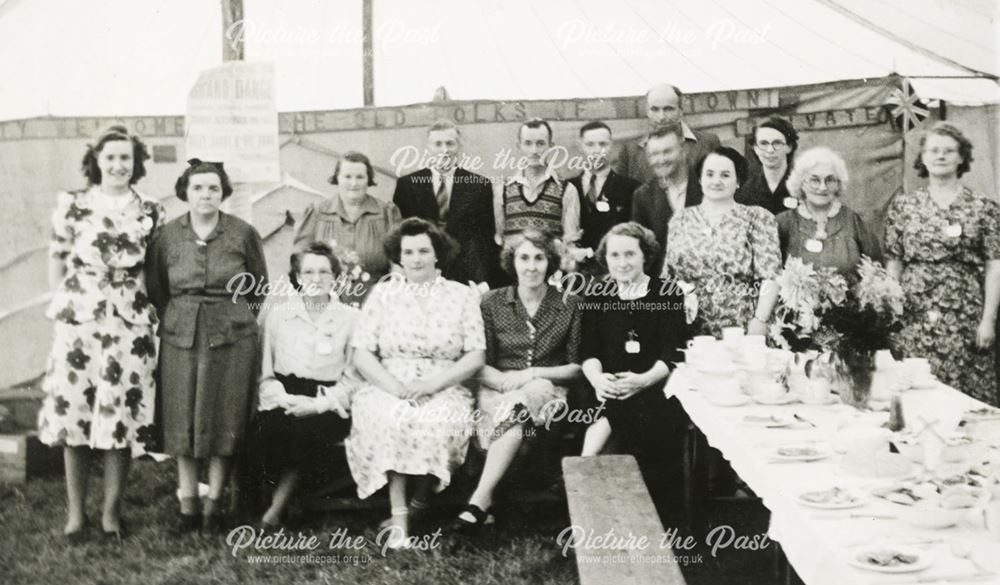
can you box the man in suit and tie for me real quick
[392,119,499,285]
[567,121,639,272]
[630,122,704,274]
[615,83,721,185]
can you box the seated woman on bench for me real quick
[346,218,486,549]
[453,230,583,533]
[580,222,689,519]
[245,241,360,529]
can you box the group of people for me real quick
[37,79,1000,548]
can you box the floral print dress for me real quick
[37,188,164,455]
[345,276,485,499]
[885,186,1000,405]
[663,204,782,337]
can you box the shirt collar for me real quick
[796,199,843,220]
[179,211,228,239]
[584,165,612,184]
[431,167,456,180]
[289,293,346,325]
[507,168,557,186]
[330,194,381,218]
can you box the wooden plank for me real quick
[0,434,27,483]
[562,455,686,585]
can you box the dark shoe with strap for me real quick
[450,504,494,536]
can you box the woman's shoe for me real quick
[382,506,412,550]
[102,519,128,542]
[378,498,429,531]
[63,517,90,545]
[450,504,494,535]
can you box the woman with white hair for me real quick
[777,147,882,275]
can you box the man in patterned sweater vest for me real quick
[493,118,580,243]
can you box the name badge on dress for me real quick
[625,330,641,354]
[945,224,962,238]
[595,200,610,213]
[316,341,333,355]
[805,239,824,253]
[783,197,799,209]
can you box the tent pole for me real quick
[222,0,245,61]
[363,0,374,106]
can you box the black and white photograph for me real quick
[1,1,999,584]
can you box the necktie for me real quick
[586,173,598,204]
[435,176,449,223]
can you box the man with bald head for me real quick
[614,83,721,185]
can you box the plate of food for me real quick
[771,443,831,462]
[797,487,869,509]
[849,545,932,573]
[743,413,796,427]
[873,479,990,529]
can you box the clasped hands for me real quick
[281,386,349,419]
[592,371,647,401]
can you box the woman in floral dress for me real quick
[346,218,485,549]
[885,122,1000,406]
[37,126,163,541]
[663,147,782,337]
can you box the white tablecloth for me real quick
[666,366,1000,585]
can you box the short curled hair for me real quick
[595,222,661,274]
[696,146,749,186]
[752,115,799,160]
[383,217,459,267]
[499,230,562,280]
[289,241,343,291]
[519,117,553,142]
[914,122,973,178]
[81,125,150,186]
[786,146,850,199]
[174,160,234,201]
[329,151,377,187]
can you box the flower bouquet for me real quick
[328,239,371,308]
[770,257,905,407]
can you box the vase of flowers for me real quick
[770,257,904,409]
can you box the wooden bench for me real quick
[562,455,686,585]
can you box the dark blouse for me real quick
[146,212,268,349]
[481,285,581,370]
[776,204,883,274]
[736,167,793,216]
[580,277,687,375]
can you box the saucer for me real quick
[705,393,752,407]
[799,393,839,406]
[754,393,796,406]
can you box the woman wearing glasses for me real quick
[737,116,798,215]
[776,147,882,275]
[885,122,1000,406]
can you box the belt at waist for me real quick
[274,373,337,398]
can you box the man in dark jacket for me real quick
[392,120,500,286]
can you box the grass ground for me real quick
[0,454,782,585]
[0,457,578,585]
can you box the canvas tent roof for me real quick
[0,0,996,122]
